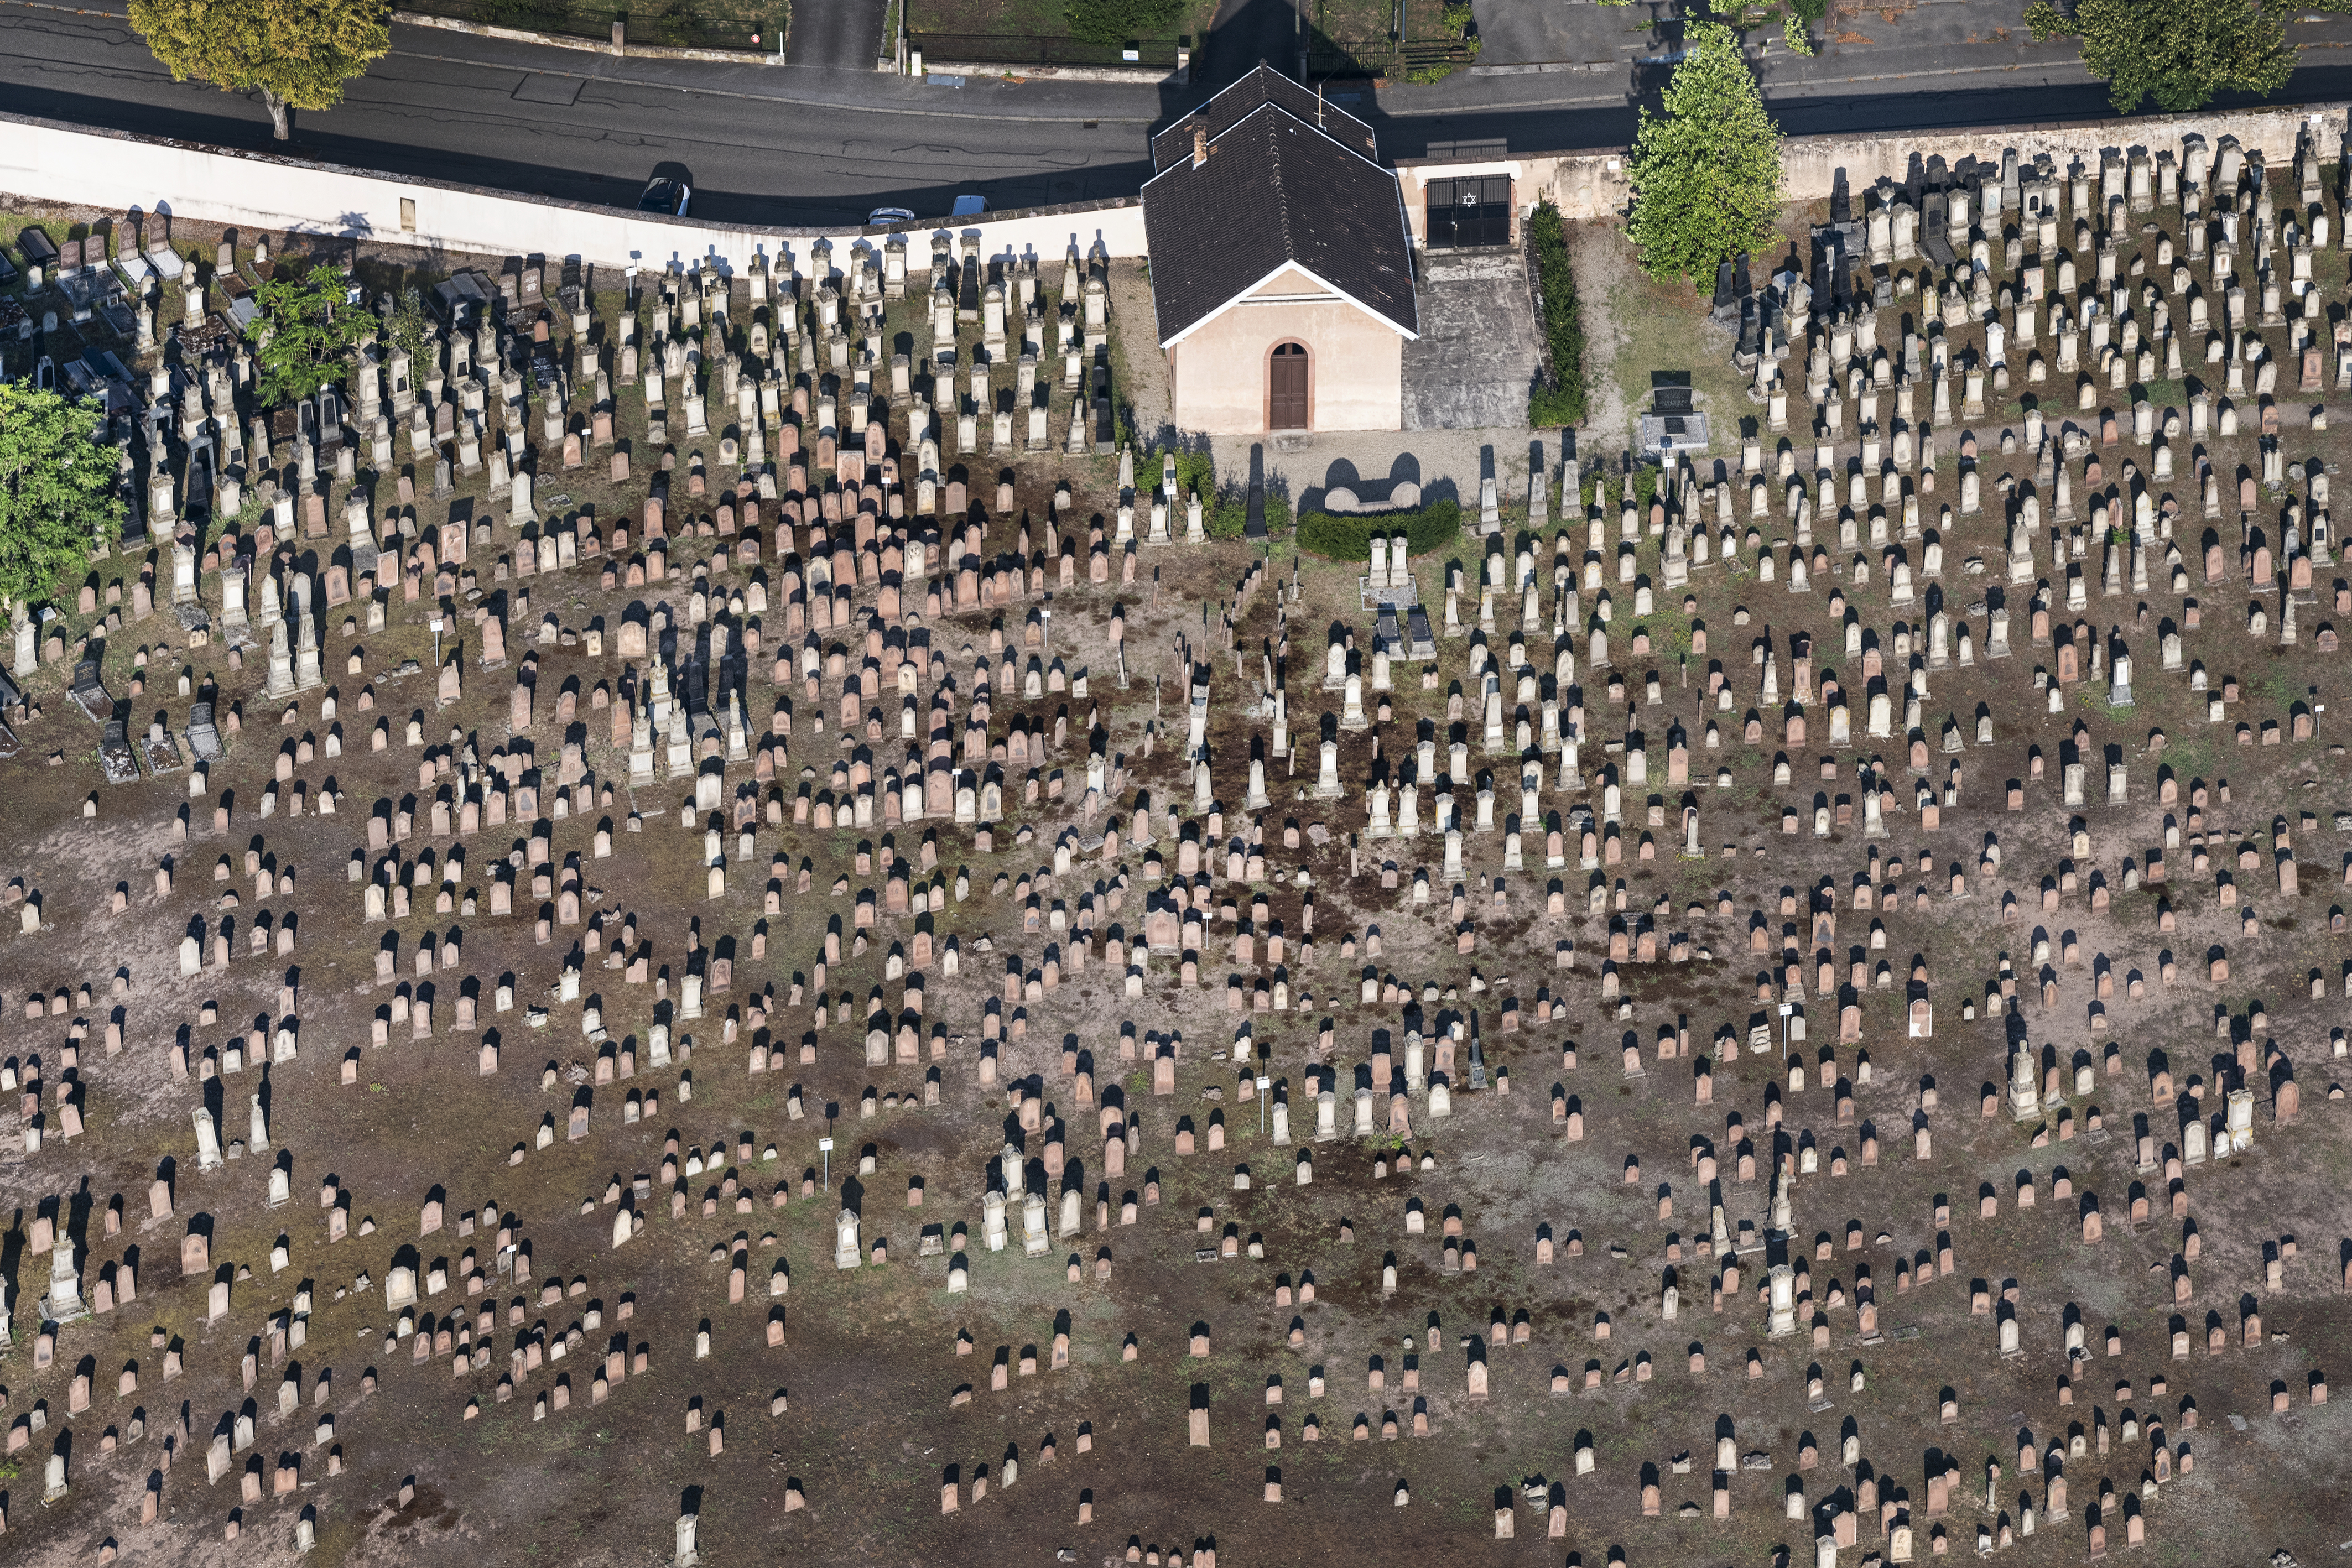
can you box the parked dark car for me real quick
[639,177,691,217]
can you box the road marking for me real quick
[512,71,585,106]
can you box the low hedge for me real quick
[1526,199,1587,428]
[1296,498,1462,562]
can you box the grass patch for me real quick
[1595,230,1782,462]
[909,0,1210,44]
[1314,0,1398,41]
[1066,0,1184,43]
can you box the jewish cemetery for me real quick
[2,50,2352,1568]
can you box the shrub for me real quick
[1165,446,1214,502]
[1296,498,1462,562]
[1524,201,1586,428]
[1137,444,1298,539]
[1208,488,1291,538]
[1580,465,1656,512]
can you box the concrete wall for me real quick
[1169,266,1405,434]
[0,111,1148,278]
[12,97,2344,274]
[1397,99,2352,235]
[1395,159,1531,251]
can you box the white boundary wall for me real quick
[0,111,1147,275]
[1393,99,2352,244]
[11,98,2349,277]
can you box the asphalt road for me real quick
[7,0,2352,231]
[0,1,1165,224]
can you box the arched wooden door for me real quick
[1268,342,1309,430]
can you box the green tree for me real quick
[2023,0,2298,113]
[1624,22,1783,285]
[0,386,121,613]
[127,0,390,141]
[247,261,373,405]
[387,285,436,365]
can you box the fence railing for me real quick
[1305,34,1471,76]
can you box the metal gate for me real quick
[1425,175,1512,249]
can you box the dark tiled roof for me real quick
[1143,101,1417,347]
[1150,63,1377,172]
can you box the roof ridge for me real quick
[1142,102,1416,345]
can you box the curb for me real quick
[917,59,1183,85]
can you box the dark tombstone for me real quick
[69,655,112,722]
[101,715,140,783]
[1245,445,1268,540]
[17,225,59,270]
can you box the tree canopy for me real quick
[128,0,391,140]
[247,260,374,405]
[2023,0,2306,113]
[1624,22,1784,286]
[0,386,121,613]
